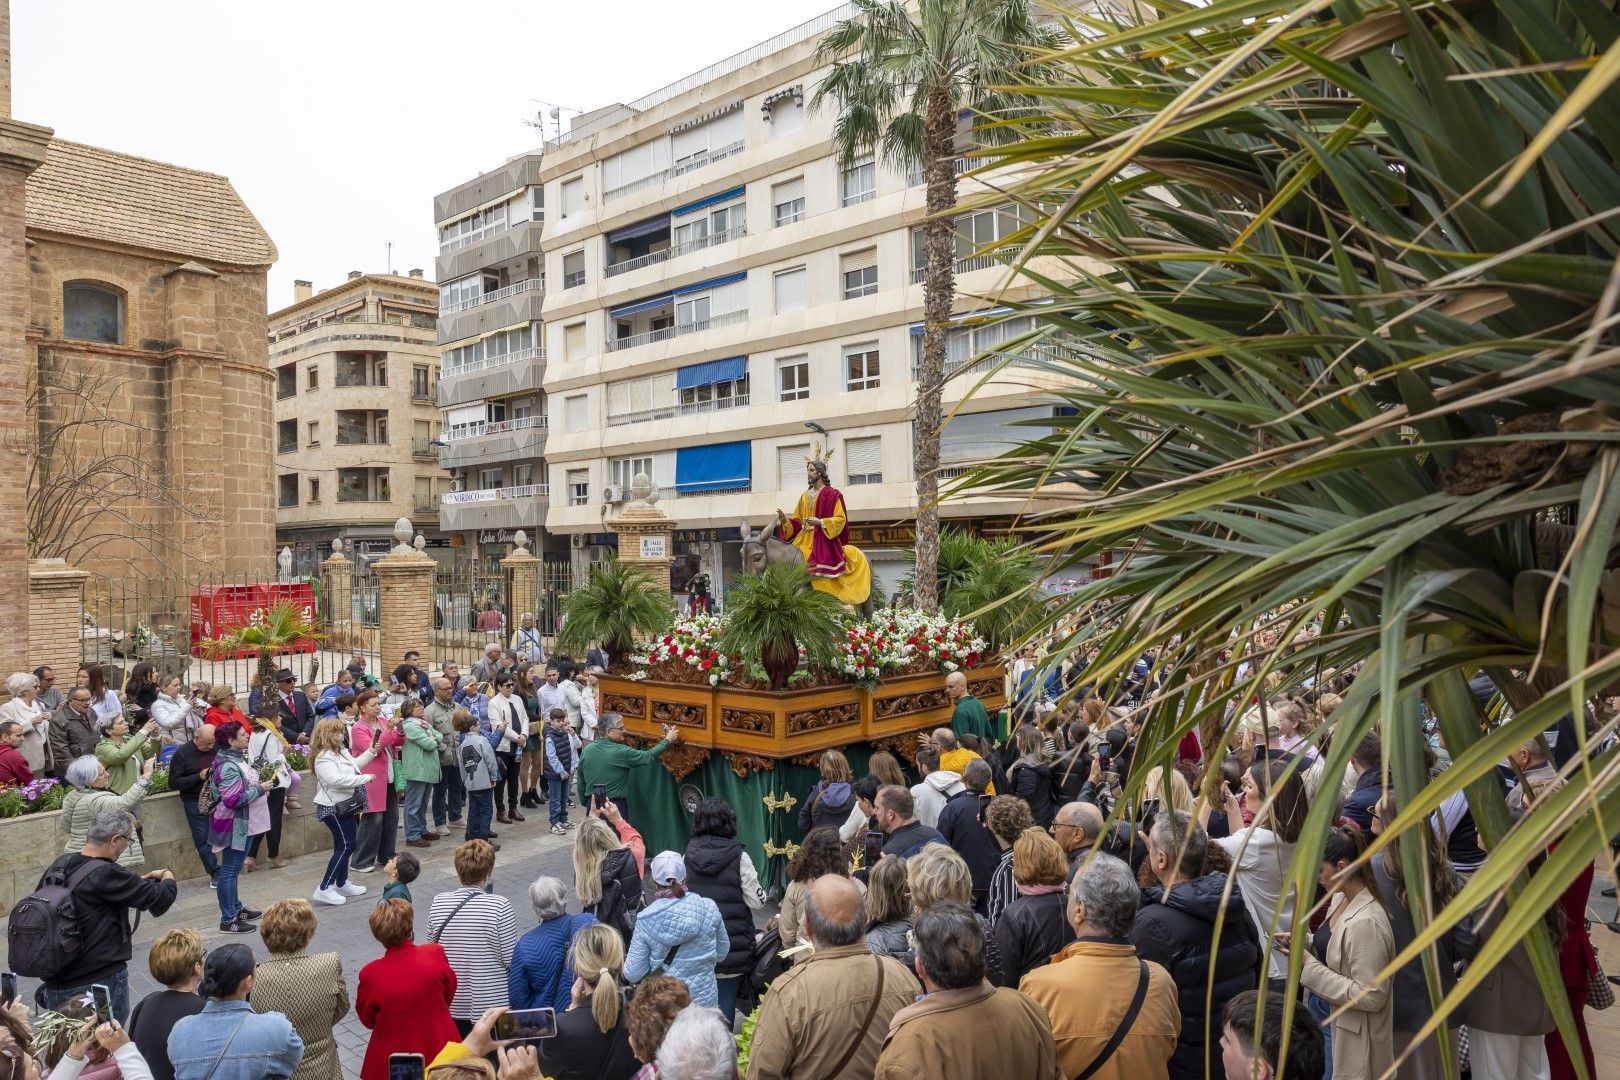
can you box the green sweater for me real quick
[576,736,671,798]
[951,695,992,741]
[381,881,412,904]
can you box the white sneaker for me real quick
[338,882,367,897]
[312,887,347,906]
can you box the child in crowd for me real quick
[381,851,419,903]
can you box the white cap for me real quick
[649,850,686,886]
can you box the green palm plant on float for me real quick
[812,0,1064,614]
[718,565,848,690]
[946,1,1620,1075]
[198,601,321,722]
[555,560,672,665]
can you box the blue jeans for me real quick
[216,847,246,923]
[548,773,569,826]
[465,789,494,840]
[1307,991,1333,1079]
[715,974,740,1027]
[404,780,434,841]
[434,767,464,825]
[181,798,220,878]
[38,967,130,1025]
[317,806,358,890]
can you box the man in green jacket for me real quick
[576,713,680,820]
[946,671,991,742]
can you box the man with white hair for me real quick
[1019,854,1180,1080]
[470,642,504,684]
[656,1006,738,1080]
[49,684,100,777]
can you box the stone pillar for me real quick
[322,539,354,649]
[27,559,88,687]
[607,473,675,595]
[501,531,540,625]
[374,520,435,669]
[0,105,52,678]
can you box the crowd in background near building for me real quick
[0,626,1614,1080]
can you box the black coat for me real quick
[992,889,1073,987]
[1130,872,1262,1080]
[36,853,178,990]
[1007,759,1056,828]
[535,1004,638,1080]
[247,687,316,742]
[935,791,1000,895]
[879,818,946,860]
[683,834,754,974]
[1050,746,1092,804]
[167,743,215,804]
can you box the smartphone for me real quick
[1096,745,1112,768]
[0,971,17,1007]
[388,1054,425,1080]
[91,983,112,1025]
[592,783,607,810]
[494,1006,558,1042]
[862,829,885,868]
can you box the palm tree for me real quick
[812,0,1061,614]
[555,561,672,665]
[198,601,321,722]
[971,0,1620,1066]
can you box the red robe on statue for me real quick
[781,484,849,576]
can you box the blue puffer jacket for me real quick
[623,892,730,1008]
[509,912,596,1012]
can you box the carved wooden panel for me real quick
[786,700,860,736]
[873,686,950,721]
[871,732,924,765]
[601,692,645,720]
[720,707,775,736]
[968,677,1002,702]
[656,743,711,781]
[723,751,775,779]
[651,699,707,728]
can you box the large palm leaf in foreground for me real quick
[961,1,1620,1074]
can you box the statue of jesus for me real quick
[775,454,872,607]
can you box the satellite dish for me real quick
[679,784,704,815]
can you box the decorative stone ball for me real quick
[631,471,659,506]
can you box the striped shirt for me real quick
[428,887,518,1019]
[986,848,1017,927]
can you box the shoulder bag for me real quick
[818,954,887,1080]
[431,889,481,943]
[1075,960,1150,1080]
[200,1016,249,1080]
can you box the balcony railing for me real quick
[439,277,545,316]
[677,392,750,416]
[337,490,392,503]
[604,224,747,278]
[411,387,435,402]
[439,219,508,253]
[910,247,1020,283]
[443,414,548,442]
[278,494,298,508]
[440,346,544,379]
[442,483,550,505]
[335,434,388,445]
[602,141,748,201]
[842,189,875,207]
[276,383,296,400]
[414,496,436,513]
[607,308,747,352]
[411,437,437,459]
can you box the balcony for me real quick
[438,347,545,408]
[605,224,747,279]
[277,438,297,454]
[439,483,550,532]
[910,248,1020,284]
[607,309,746,352]
[440,277,545,316]
[411,437,437,460]
[437,219,544,284]
[602,140,747,202]
[677,392,750,416]
[414,496,436,514]
[438,414,548,470]
[437,287,546,347]
[435,153,543,225]
[411,387,435,403]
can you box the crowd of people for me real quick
[0,643,1613,1080]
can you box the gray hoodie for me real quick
[910,770,964,829]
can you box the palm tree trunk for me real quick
[255,649,279,721]
[912,86,959,615]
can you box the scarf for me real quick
[1017,883,1065,897]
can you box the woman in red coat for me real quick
[357,898,460,1080]
[1547,855,1597,1080]
[203,683,253,734]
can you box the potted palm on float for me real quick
[555,561,673,669]
[198,601,321,723]
[719,565,847,691]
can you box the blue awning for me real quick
[674,356,747,390]
[671,272,747,297]
[675,440,751,493]
[672,186,745,218]
[609,293,673,319]
[605,217,670,245]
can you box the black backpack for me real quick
[6,859,103,979]
[735,924,790,1016]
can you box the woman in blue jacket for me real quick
[622,851,730,1008]
[509,875,595,1011]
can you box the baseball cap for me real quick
[649,851,686,886]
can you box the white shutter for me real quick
[650,371,677,406]
[773,267,807,314]
[845,436,882,481]
[565,322,586,361]
[706,110,745,150]
[708,279,748,316]
[561,177,584,217]
[604,142,655,191]
[446,405,484,427]
[840,248,877,275]
[777,444,808,493]
[671,125,709,162]
[624,377,650,415]
[773,177,805,207]
[563,250,584,277]
[564,394,588,433]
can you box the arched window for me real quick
[63,282,123,344]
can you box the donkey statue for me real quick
[738,520,875,620]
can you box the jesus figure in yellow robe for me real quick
[775,459,872,607]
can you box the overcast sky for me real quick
[12,0,839,309]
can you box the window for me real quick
[306,366,318,390]
[563,250,585,289]
[845,436,882,485]
[776,355,809,402]
[611,456,653,491]
[777,444,809,492]
[513,464,535,487]
[277,419,297,454]
[414,476,433,510]
[439,274,494,312]
[841,248,878,299]
[278,474,298,508]
[443,324,536,374]
[675,294,711,329]
[62,283,123,344]
[772,178,805,226]
[561,176,584,218]
[606,371,678,425]
[438,205,508,250]
[841,160,875,207]
[567,469,589,506]
[773,267,807,314]
[564,394,588,433]
[306,420,319,447]
[844,343,880,391]
[564,322,587,362]
[412,365,431,400]
[670,110,745,175]
[478,468,504,490]
[672,199,743,254]
[276,365,296,400]
[678,377,749,414]
[307,477,320,503]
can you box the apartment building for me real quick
[270,272,452,573]
[435,3,1078,601]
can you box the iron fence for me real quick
[428,561,581,670]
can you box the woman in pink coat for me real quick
[348,689,405,874]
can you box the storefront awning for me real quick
[675,440,751,493]
[674,356,747,390]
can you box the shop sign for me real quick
[479,530,515,544]
[672,527,742,543]
[846,523,917,546]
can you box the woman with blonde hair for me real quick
[1140,764,1195,818]
[905,844,1003,984]
[309,716,377,906]
[538,924,638,1080]
[865,853,913,965]
[251,899,350,1080]
[573,800,644,942]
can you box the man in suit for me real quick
[249,669,316,743]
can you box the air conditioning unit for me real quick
[602,485,624,504]
[570,534,588,550]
